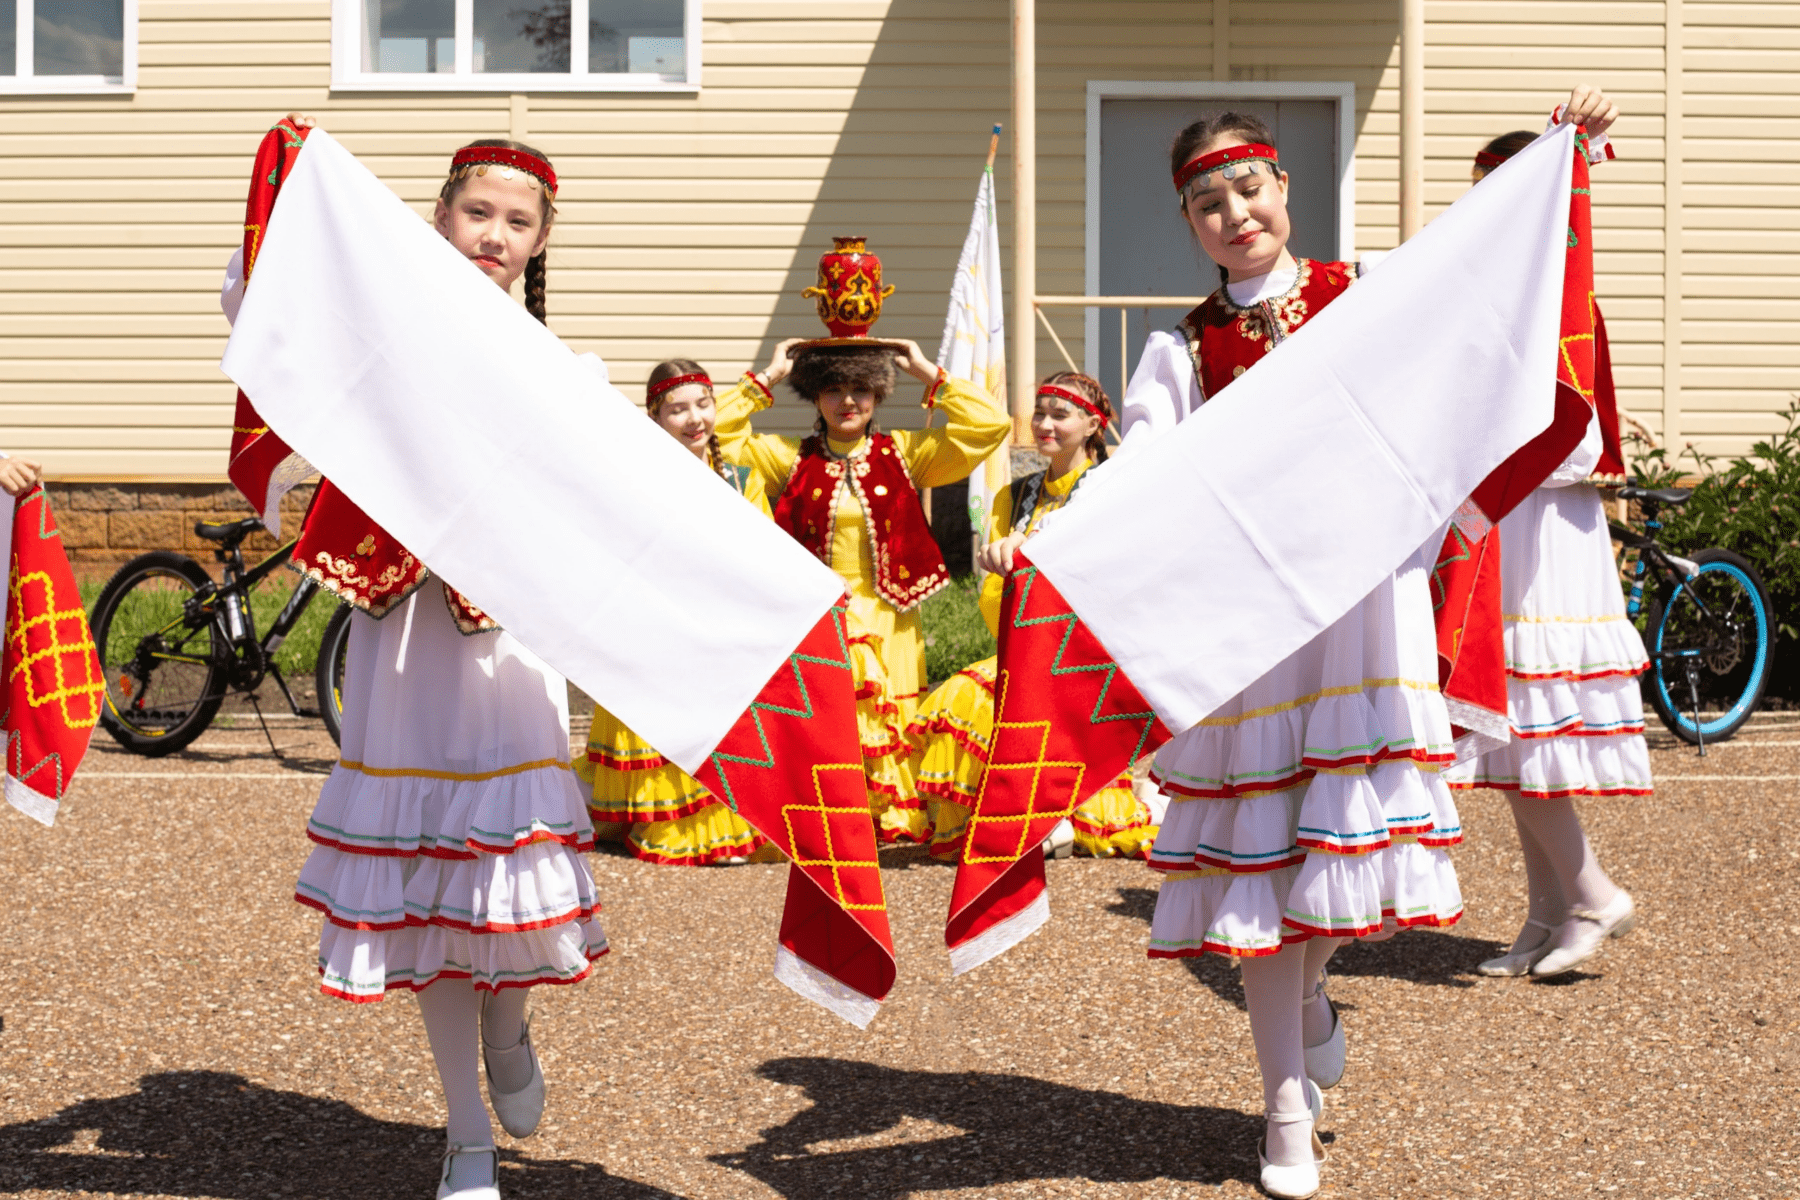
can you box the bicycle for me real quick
[90,516,353,756]
[1611,484,1773,752]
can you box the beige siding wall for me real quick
[0,1,1795,477]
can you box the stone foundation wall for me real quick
[48,481,317,579]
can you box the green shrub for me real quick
[921,573,996,686]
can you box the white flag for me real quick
[936,164,1011,559]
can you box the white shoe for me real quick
[437,1145,500,1200]
[1257,1109,1325,1199]
[1041,817,1075,860]
[1478,917,1554,976]
[482,1011,545,1139]
[1302,974,1345,1090]
[1533,890,1636,978]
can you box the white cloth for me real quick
[1545,408,1603,485]
[220,129,844,775]
[1027,124,1581,739]
[220,246,246,326]
[1444,483,1652,797]
[296,590,607,999]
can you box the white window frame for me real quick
[0,0,137,95]
[1082,81,1358,372]
[331,0,700,93]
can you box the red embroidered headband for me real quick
[450,146,558,196]
[1038,384,1109,426]
[1473,149,1509,170]
[1173,142,1279,194]
[646,372,712,403]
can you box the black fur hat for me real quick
[788,344,896,402]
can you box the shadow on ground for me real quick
[1108,886,1512,1005]
[712,1057,1258,1197]
[0,1071,680,1199]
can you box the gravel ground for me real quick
[1,711,1795,1199]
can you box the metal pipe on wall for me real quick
[1399,0,1424,240]
[1010,0,1037,444]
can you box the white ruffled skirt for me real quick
[1444,485,1653,799]
[295,588,608,1001]
[1147,544,1464,959]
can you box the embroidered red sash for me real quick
[772,431,949,611]
[230,122,495,633]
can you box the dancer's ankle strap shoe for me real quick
[1533,890,1636,978]
[1302,973,1345,1090]
[437,1144,500,1200]
[1258,1109,1325,1199]
[483,1013,546,1139]
[1478,917,1554,977]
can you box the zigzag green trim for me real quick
[25,489,58,544]
[705,604,853,813]
[1004,568,1159,763]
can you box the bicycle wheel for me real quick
[92,551,229,756]
[1646,548,1772,745]
[315,602,352,747]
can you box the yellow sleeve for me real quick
[714,373,801,498]
[891,373,1012,489]
[974,481,1015,639]
[740,463,773,518]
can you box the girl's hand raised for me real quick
[284,112,318,129]
[1559,85,1618,138]
[0,457,44,498]
[891,339,941,385]
[760,338,806,387]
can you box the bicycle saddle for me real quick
[193,516,264,542]
[1618,485,1691,505]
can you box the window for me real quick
[333,0,697,91]
[0,0,137,93]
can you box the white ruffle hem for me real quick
[1147,545,1465,959]
[295,588,607,1001]
[1445,484,1653,798]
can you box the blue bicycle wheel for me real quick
[1646,548,1772,744]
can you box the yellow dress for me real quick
[715,370,1011,843]
[572,461,783,866]
[911,459,1160,861]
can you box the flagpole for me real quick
[1011,0,1036,447]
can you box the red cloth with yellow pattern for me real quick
[3,488,104,825]
[772,431,950,611]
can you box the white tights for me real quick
[1238,936,1346,1166]
[1507,796,1618,947]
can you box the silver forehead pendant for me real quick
[1222,164,1237,180]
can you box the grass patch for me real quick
[922,573,996,686]
[81,567,337,677]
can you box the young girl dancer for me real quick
[573,359,779,866]
[912,372,1159,862]
[715,338,1010,843]
[1449,96,1646,980]
[271,124,606,1200]
[1070,111,1467,1198]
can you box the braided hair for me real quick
[646,358,735,485]
[1037,370,1114,464]
[1169,112,1279,287]
[438,138,557,324]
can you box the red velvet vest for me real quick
[773,431,949,612]
[1174,258,1359,401]
[292,481,497,634]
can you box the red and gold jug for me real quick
[801,236,896,338]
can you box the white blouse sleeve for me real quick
[1110,329,1202,470]
[220,246,246,328]
[1543,407,1602,486]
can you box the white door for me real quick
[1090,94,1345,403]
